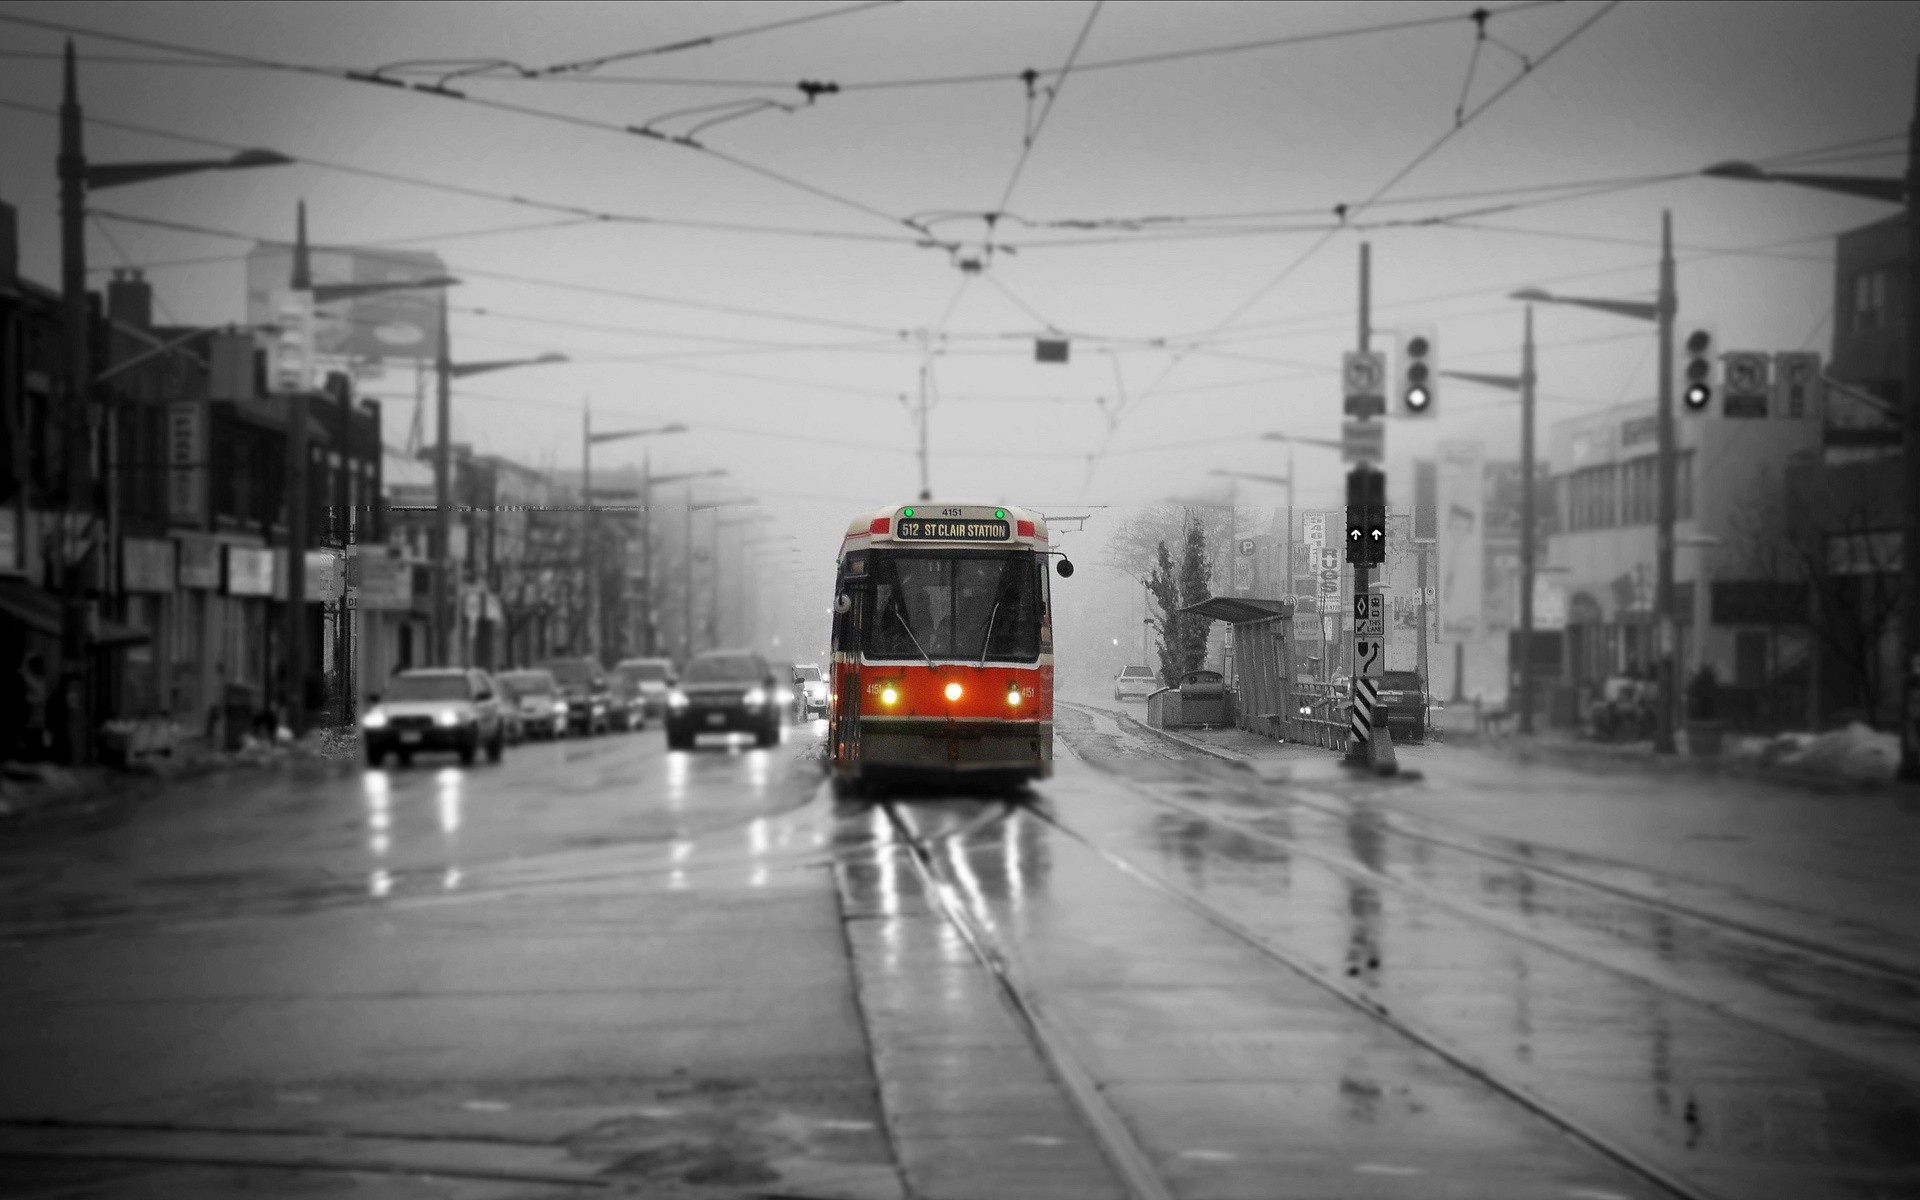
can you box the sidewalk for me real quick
[0,727,363,822]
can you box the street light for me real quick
[1698,67,1917,772]
[581,416,687,662]
[1443,307,1539,733]
[1509,213,1679,755]
[55,41,289,763]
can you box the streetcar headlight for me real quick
[361,710,388,729]
[1006,687,1022,708]
[944,682,963,702]
[880,685,899,706]
[743,687,768,708]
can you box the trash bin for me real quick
[1178,669,1227,726]
[221,682,258,751]
[1146,686,1182,729]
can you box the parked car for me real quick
[791,662,829,721]
[497,668,568,740]
[537,657,613,735]
[1113,664,1158,701]
[1376,670,1429,741]
[666,650,782,750]
[613,658,676,722]
[607,671,647,731]
[362,668,507,767]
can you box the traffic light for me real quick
[1346,465,1387,566]
[1678,322,1716,413]
[1400,326,1436,415]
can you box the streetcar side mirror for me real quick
[834,593,854,614]
[1055,558,1075,578]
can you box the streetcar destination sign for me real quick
[896,518,1011,541]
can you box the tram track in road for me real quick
[1056,699,1920,1071]
[1013,798,1712,1200]
[876,799,1178,1200]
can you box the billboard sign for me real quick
[247,243,447,364]
[167,401,208,526]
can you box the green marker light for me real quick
[994,509,1006,519]
[903,507,915,517]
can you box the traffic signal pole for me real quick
[1350,244,1372,762]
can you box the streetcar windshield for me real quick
[866,552,1040,662]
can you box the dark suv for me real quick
[665,650,781,750]
[537,657,613,735]
[1377,670,1428,742]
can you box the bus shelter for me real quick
[1178,596,1296,741]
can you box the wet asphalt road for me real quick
[2,704,1918,1199]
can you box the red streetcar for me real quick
[827,502,1071,792]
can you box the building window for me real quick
[1853,269,1890,332]
[1566,464,1618,532]
[1620,456,1656,525]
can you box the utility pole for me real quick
[1905,56,1920,778]
[433,289,453,667]
[1519,307,1537,734]
[57,41,94,766]
[1654,211,1678,755]
[916,359,932,502]
[283,203,313,734]
[583,401,596,663]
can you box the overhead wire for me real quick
[1077,0,1621,497]
[0,13,944,244]
[0,96,926,248]
[993,0,1104,216]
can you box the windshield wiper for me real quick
[887,600,935,666]
[977,600,1002,666]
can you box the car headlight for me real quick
[743,687,767,708]
[668,690,689,709]
[592,703,606,715]
[362,710,388,729]
[436,710,462,727]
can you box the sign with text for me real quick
[226,545,278,597]
[167,401,208,526]
[1355,592,1384,636]
[895,517,1011,542]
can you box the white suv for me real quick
[1113,665,1158,701]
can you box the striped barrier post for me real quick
[1347,677,1379,758]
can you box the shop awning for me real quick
[1178,595,1294,625]
[0,579,152,647]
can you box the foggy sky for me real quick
[1,0,1913,569]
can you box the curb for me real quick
[1102,708,1260,769]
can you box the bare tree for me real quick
[1726,468,1900,726]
